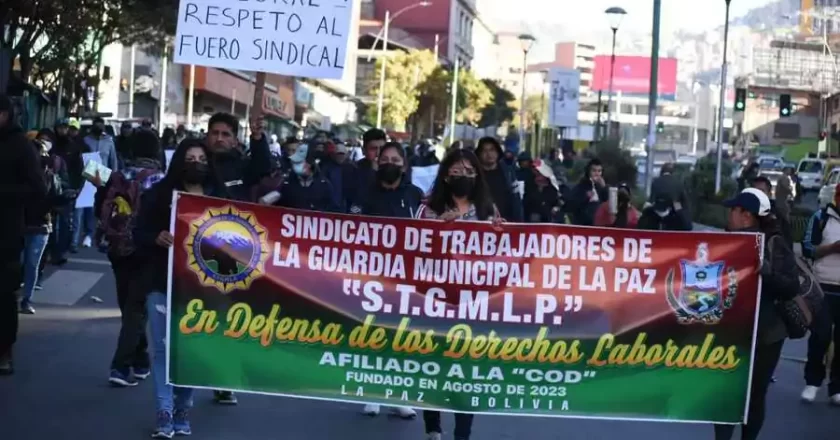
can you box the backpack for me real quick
[802,207,833,260]
[769,235,824,339]
[99,168,160,257]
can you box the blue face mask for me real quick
[293,163,306,175]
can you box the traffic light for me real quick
[656,121,664,133]
[779,94,792,117]
[734,88,746,112]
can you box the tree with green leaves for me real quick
[417,65,492,127]
[479,79,516,127]
[1,0,177,105]
[364,49,439,130]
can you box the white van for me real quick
[798,158,826,190]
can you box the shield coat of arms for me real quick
[667,243,738,324]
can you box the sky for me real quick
[482,0,776,33]
[481,0,778,60]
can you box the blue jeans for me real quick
[72,207,95,249]
[51,202,74,260]
[21,233,49,305]
[147,292,193,413]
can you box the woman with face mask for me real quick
[349,142,423,218]
[415,149,502,440]
[133,139,228,438]
[345,142,422,418]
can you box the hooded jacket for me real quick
[754,227,799,345]
[83,133,119,171]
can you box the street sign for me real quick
[547,68,580,128]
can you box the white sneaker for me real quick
[362,404,380,416]
[830,393,840,406]
[801,385,819,403]
[391,406,417,419]
[82,237,92,248]
[426,433,442,440]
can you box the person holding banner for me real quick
[714,188,799,440]
[135,138,228,438]
[416,148,505,440]
[348,141,421,419]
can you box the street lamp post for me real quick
[714,0,732,194]
[605,7,627,140]
[372,1,432,129]
[518,34,537,148]
[644,0,662,196]
[537,69,548,154]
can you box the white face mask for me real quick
[655,208,671,217]
[292,163,306,175]
[41,140,52,152]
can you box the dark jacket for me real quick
[350,158,377,208]
[318,158,348,211]
[211,134,272,201]
[24,149,58,235]
[134,183,227,294]
[756,230,800,345]
[350,180,423,218]
[53,134,87,191]
[483,162,523,222]
[569,179,609,226]
[277,171,340,212]
[524,184,564,223]
[637,206,693,231]
[650,173,688,209]
[0,124,47,252]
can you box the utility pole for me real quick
[644,0,662,197]
[714,0,732,194]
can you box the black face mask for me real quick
[183,162,209,184]
[447,176,475,198]
[377,163,402,184]
[91,126,103,135]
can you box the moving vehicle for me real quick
[797,158,826,191]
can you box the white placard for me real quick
[411,165,439,195]
[76,153,102,209]
[547,68,580,128]
[174,0,354,80]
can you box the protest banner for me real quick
[173,0,355,80]
[167,193,763,424]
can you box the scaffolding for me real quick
[752,40,840,92]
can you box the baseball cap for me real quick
[723,188,771,217]
[68,118,81,130]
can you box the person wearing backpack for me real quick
[714,188,799,440]
[800,182,840,405]
[95,130,165,387]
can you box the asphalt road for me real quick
[1,249,838,440]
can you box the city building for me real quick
[801,0,840,35]
[470,10,499,80]
[527,42,597,97]
[374,0,476,67]
[492,32,529,96]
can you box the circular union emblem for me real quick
[185,206,270,293]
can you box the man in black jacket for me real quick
[476,137,523,222]
[0,95,48,375]
[206,112,272,201]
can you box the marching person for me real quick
[135,138,228,438]
[206,112,272,202]
[569,158,608,226]
[97,129,165,387]
[594,183,640,229]
[800,182,840,405]
[416,148,504,440]
[714,188,798,440]
[349,141,421,419]
[475,136,522,222]
[0,95,48,375]
[523,159,565,223]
